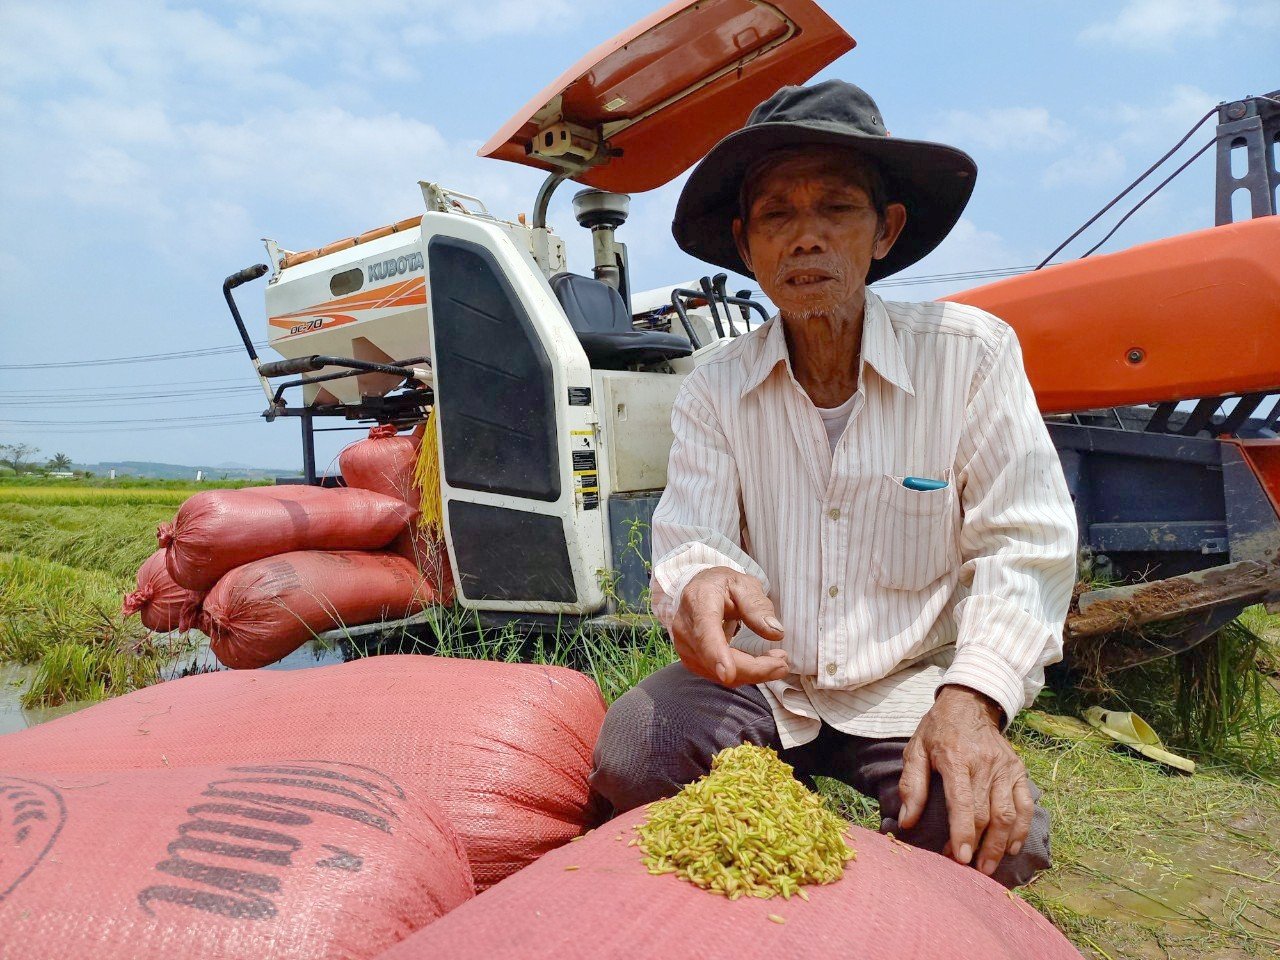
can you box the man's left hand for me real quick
[897,685,1034,877]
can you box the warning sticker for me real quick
[569,427,597,508]
[575,469,599,510]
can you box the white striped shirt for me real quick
[649,290,1078,748]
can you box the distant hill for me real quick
[71,460,302,481]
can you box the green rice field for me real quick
[1,477,1278,958]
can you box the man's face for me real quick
[732,147,906,320]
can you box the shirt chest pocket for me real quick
[869,470,960,591]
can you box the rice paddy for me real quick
[1,477,1278,958]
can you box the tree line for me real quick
[0,443,77,476]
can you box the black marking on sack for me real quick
[316,845,363,872]
[137,762,405,921]
[0,775,68,902]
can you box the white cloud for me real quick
[11,99,523,261]
[0,0,577,270]
[1041,145,1127,188]
[1079,0,1233,51]
[0,1,582,108]
[1109,84,1219,145]
[930,107,1070,153]
[449,0,577,40]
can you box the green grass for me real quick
[349,607,680,707]
[0,502,177,580]
[0,485,199,706]
[0,476,272,489]
[0,551,193,707]
[2,482,1279,958]
[1013,717,1280,958]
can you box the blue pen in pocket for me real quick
[902,476,948,491]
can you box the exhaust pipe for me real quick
[222,263,273,403]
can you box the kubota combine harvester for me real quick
[221,0,1280,667]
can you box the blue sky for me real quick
[1,0,1276,472]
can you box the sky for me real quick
[1,0,1276,473]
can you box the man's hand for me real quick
[672,566,789,687]
[898,685,1034,877]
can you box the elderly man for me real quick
[589,81,1078,888]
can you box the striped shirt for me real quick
[649,290,1078,748]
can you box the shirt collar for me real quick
[738,289,915,398]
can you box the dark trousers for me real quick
[589,662,1051,889]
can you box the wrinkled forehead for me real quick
[743,145,880,205]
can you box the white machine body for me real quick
[261,189,742,616]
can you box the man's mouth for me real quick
[784,272,835,288]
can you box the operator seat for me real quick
[549,272,691,369]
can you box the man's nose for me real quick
[786,210,828,256]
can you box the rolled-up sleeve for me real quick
[649,377,769,628]
[944,324,1078,726]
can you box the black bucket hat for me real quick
[671,80,977,284]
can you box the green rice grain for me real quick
[635,744,855,900]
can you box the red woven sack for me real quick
[341,424,455,602]
[162,485,414,591]
[340,425,421,505]
[0,656,607,889]
[121,548,203,633]
[199,550,433,668]
[375,808,1083,960]
[389,526,456,605]
[0,762,472,960]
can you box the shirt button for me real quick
[828,585,839,598]
[828,508,840,521]
[826,663,837,676]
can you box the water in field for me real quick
[0,662,86,735]
[0,638,347,736]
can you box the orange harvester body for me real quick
[943,217,1280,416]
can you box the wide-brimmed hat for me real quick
[671,80,977,284]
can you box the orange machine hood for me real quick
[478,0,854,194]
[944,217,1280,415]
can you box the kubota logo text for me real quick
[367,252,424,282]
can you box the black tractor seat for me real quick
[549,272,691,369]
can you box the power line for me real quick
[0,341,268,371]
[0,386,261,407]
[1,411,262,426]
[0,419,267,434]
[873,265,1035,288]
[0,376,260,395]
[739,262,1046,302]
[1036,104,1220,268]
[1077,137,1217,258]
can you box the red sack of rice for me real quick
[0,656,607,889]
[199,550,433,669]
[340,424,421,505]
[0,762,473,960]
[389,526,456,605]
[374,808,1083,960]
[121,548,203,633]
[161,485,414,591]
[342,422,455,603]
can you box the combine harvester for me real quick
[220,0,1280,669]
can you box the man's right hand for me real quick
[672,566,788,687]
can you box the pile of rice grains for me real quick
[634,743,855,900]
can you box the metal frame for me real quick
[1214,90,1280,225]
[669,285,770,347]
[223,273,434,484]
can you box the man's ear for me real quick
[872,203,908,261]
[731,216,752,273]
